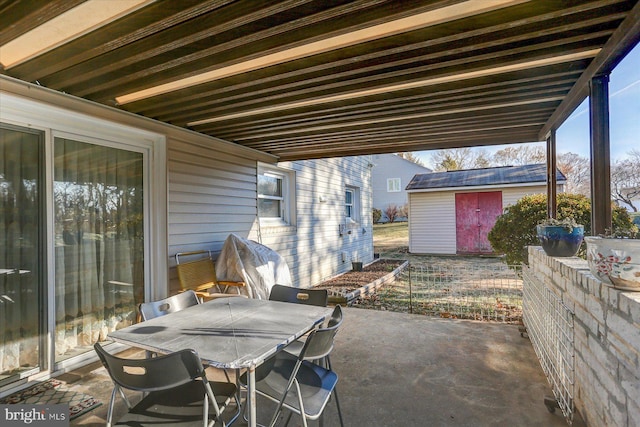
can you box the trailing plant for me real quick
[537,217,580,232]
[488,193,634,265]
[602,225,640,239]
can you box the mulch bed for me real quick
[313,259,406,294]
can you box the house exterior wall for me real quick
[371,154,430,222]
[1,79,374,296]
[0,78,373,393]
[408,184,550,254]
[258,157,374,286]
[166,135,261,294]
[168,153,374,290]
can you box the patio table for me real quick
[108,296,333,427]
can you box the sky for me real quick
[416,42,640,168]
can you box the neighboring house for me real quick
[371,154,432,222]
[0,80,372,392]
[406,164,566,255]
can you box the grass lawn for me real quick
[367,221,522,322]
[373,222,408,252]
[373,221,408,238]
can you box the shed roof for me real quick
[406,163,566,191]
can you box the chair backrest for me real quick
[326,304,343,328]
[94,342,204,392]
[138,290,200,321]
[175,251,220,293]
[269,284,328,306]
[299,312,342,360]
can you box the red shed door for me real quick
[455,191,502,254]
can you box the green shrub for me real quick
[488,193,635,265]
[372,208,382,224]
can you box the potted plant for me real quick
[536,217,584,257]
[585,226,640,291]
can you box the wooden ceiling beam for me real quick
[237,114,549,147]
[131,8,620,116]
[0,0,84,46]
[69,0,468,100]
[194,95,563,140]
[197,71,579,133]
[273,131,542,161]
[205,85,570,138]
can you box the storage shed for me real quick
[407,164,566,255]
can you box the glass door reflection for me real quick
[0,125,44,385]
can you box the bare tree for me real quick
[395,152,425,166]
[491,145,546,166]
[398,204,409,220]
[611,150,640,212]
[384,204,400,223]
[557,152,591,196]
[429,148,491,171]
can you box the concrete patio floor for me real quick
[67,307,576,426]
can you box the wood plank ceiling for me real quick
[1,0,639,161]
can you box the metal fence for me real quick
[522,265,575,424]
[357,263,523,323]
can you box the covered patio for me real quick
[2,1,640,426]
[2,1,639,230]
[67,307,570,426]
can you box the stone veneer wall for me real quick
[528,246,640,427]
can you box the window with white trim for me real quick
[345,186,360,223]
[258,164,295,226]
[387,178,401,192]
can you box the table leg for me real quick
[247,365,256,427]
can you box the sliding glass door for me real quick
[0,125,45,385]
[54,137,144,362]
[0,124,147,384]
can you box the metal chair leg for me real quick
[326,356,345,427]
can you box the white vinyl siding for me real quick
[409,192,457,254]
[259,156,374,286]
[167,137,259,293]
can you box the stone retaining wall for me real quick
[528,246,640,427]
